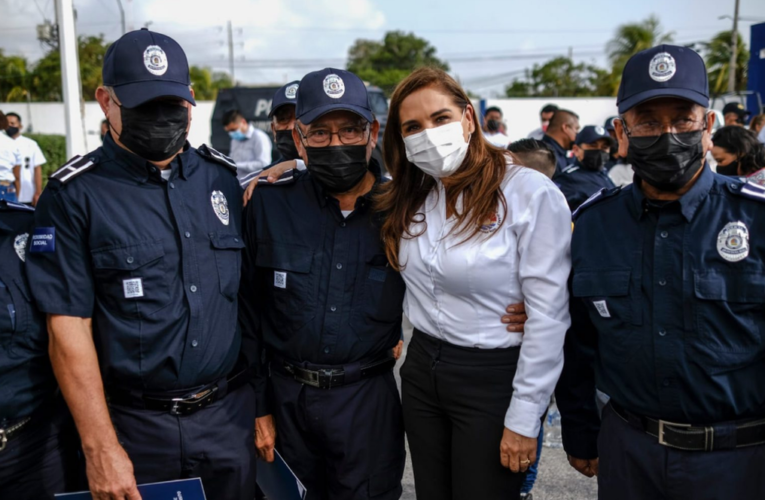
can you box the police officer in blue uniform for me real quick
[556,44,765,499]
[0,200,81,498]
[240,68,406,500]
[26,29,258,500]
[554,125,616,211]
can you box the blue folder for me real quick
[55,477,206,499]
[257,449,308,500]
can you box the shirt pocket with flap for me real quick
[351,253,406,339]
[209,232,245,301]
[691,270,765,374]
[255,242,315,335]
[91,240,170,318]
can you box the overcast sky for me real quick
[1,0,764,97]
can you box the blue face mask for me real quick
[229,130,247,141]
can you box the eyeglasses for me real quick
[621,114,710,147]
[297,123,370,147]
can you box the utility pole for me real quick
[227,20,235,85]
[116,0,126,35]
[56,0,86,157]
[568,46,573,60]
[728,0,740,93]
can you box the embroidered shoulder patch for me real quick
[29,227,55,253]
[49,156,97,184]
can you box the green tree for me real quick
[189,66,234,100]
[505,57,608,97]
[605,15,674,95]
[28,35,109,101]
[703,30,749,97]
[0,52,32,102]
[347,31,449,95]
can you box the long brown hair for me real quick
[375,67,513,270]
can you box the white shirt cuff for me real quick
[505,395,545,438]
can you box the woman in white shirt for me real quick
[375,68,572,499]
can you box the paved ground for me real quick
[396,318,598,500]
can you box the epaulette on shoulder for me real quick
[730,181,765,202]
[1,200,34,212]
[256,169,297,187]
[561,165,579,175]
[572,186,622,220]
[49,155,97,184]
[197,144,237,174]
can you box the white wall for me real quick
[482,97,619,142]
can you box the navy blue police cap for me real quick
[269,80,300,119]
[296,68,373,124]
[103,28,195,108]
[604,116,618,132]
[722,102,750,118]
[617,44,708,114]
[576,125,614,146]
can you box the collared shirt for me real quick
[554,162,616,212]
[26,134,246,392]
[557,165,765,459]
[400,164,572,438]
[0,201,55,419]
[0,133,20,182]
[542,134,570,175]
[239,161,404,369]
[229,123,273,180]
[13,135,47,203]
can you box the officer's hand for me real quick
[242,160,297,207]
[85,443,141,500]
[567,455,599,478]
[392,340,404,360]
[501,303,527,334]
[499,427,538,473]
[255,415,277,463]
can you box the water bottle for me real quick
[543,399,563,449]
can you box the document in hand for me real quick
[55,478,206,499]
[257,449,308,500]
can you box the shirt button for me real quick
[169,182,175,189]
[330,306,337,312]
[662,378,671,387]
[191,340,198,347]
[659,329,667,337]
[660,231,669,238]
[659,279,667,286]
[126,256,134,264]
[324,347,330,354]
[336,263,343,270]
[190,285,198,293]
[340,222,347,227]
[185,231,191,238]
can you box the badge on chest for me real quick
[717,221,749,263]
[211,190,230,226]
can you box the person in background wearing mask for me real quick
[26,29,260,500]
[223,109,273,181]
[527,104,559,140]
[557,44,765,499]
[377,67,571,500]
[508,138,556,179]
[483,106,511,148]
[542,109,580,175]
[722,102,749,127]
[0,111,21,202]
[239,68,407,500]
[712,125,765,185]
[554,126,616,212]
[750,113,765,144]
[5,113,46,206]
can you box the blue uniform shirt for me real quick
[0,201,56,420]
[554,162,616,212]
[557,166,765,459]
[26,134,247,393]
[542,134,570,175]
[239,162,405,369]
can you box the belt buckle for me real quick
[0,429,6,452]
[658,419,694,448]
[302,369,321,388]
[170,387,217,416]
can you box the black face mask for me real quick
[6,127,19,137]
[716,161,739,177]
[486,119,500,133]
[113,101,189,162]
[626,131,705,192]
[580,150,610,171]
[275,130,300,160]
[304,145,369,193]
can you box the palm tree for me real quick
[605,15,674,95]
[703,30,749,97]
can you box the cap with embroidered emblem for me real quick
[269,80,300,119]
[295,68,373,124]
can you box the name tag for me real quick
[123,278,144,298]
[593,300,611,318]
[29,227,56,253]
[274,271,287,289]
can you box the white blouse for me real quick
[399,164,572,438]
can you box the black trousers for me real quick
[110,384,257,500]
[0,398,82,499]
[401,329,525,500]
[598,403,765,500]
[270,364,406,500]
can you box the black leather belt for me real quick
[107,368,254,416]
[0,417,31,452]
[277,356,395,389]
[611,402,765,452]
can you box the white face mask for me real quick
[403,111,470,178]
